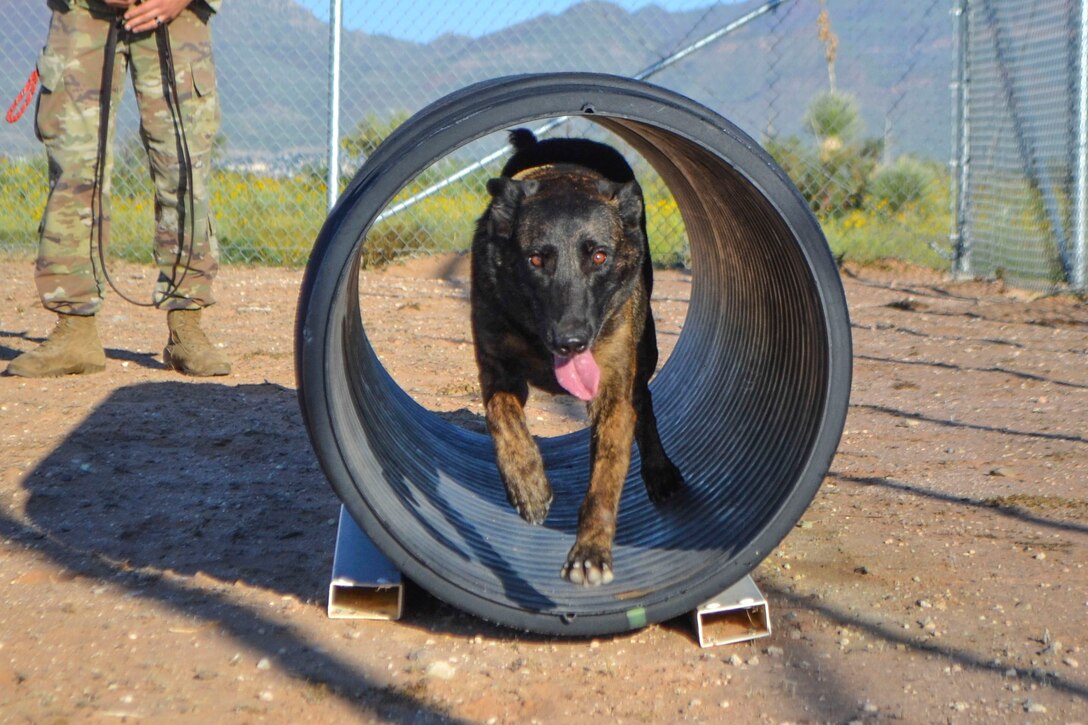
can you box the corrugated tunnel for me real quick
[295,73,852,635]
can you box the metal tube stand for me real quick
[692,574,771,647]
[327,505,771,646]
[327,506,403,620]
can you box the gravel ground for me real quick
[0,255,1086,723]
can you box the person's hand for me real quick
[123,0,193,33]
[103,0,137,7]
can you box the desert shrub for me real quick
[804,92,863,146]
[870,157,931,212]
[766,134,881,218]
[764,92,951,268]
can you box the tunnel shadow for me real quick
[7,380,474,722]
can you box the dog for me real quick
[470,129,684,586]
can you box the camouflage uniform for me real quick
[35,0,222,315]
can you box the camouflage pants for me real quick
[35,0,220,314]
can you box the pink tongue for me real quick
[553,350,600,401]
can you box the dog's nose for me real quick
[555,336,589,357]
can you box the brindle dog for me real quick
[470,130,683,585]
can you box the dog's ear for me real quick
[486,177,512,200]
[486,178,539,238]
[598,179,644,232]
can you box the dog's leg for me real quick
[634,314,684,503]
[561,388,636,586]
[634,386,684,503]
[483,379,553,525]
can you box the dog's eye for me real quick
[591,250,608,266]
[528,253,544,268]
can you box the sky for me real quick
[294,0,740,43]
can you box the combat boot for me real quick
[5,313,106,377]
[163,308,231,376]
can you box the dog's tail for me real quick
[508,128,538,151]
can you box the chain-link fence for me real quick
[1,1,1081,290]
[329,0,955,272]
[954,0,1088,290]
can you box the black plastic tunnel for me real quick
[295,73,852,636]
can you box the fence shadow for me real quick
[833,473,1088,536]
[763,582,1088,701]
[0,329,160,370]
[852,401,1088,445]
[856,352,1088,390]
[0,329,40,362]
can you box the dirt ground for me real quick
[0,254,1085,724]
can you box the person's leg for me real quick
[129,8,229,376]
[7,4,126,377]
[129,7,220,310]
[34,4,130,315]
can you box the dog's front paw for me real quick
[561,542,614,586]
[505,475,553,525]
[642,457,684,504]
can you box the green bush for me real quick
[870,157,931,213]
[0,123,950,273]
[764,92,950,268]
[765,135,881,218]
[804,92,863,145]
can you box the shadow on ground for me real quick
[2,380,475,722]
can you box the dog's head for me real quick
[484,166,646,398]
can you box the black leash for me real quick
[91,12,195,308]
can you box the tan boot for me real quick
[5,313,106,377]
[163,308,231,376]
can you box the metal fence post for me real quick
[326,0,343,212]
[1074,0,1088,290]
[951,0,971,277]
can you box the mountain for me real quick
[0,1,952,163]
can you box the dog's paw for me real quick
[561,542,614,586]
[642,458,684,504]
[506,477,553,525]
